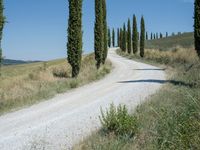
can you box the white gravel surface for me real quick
[0,48,166,150]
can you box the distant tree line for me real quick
[111,15,146,57]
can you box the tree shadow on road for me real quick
[133,68,166,71]
[118,79,193,88]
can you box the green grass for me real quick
[74,48,200,150]
[146,32,194,50]
[0,54,112,115]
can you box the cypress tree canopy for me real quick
[127,19,132,54]
[132,15,138,54]
[94,0,103,69]
[67,0,83,77]
[102,0,108,64]
[194,0,200,57]
[140,16,145,58]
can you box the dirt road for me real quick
[0,48,165,150]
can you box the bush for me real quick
[52,67,69,78]
[99,103,137,137]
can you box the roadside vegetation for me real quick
[74,32,200,149]
[0,54,112,114]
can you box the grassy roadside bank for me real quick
[0,54,112,115]
[74,48,200,150]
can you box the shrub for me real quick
[52,67,69,78]
[99,103,137,137]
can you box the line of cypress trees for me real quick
[140,16,145,58]
[132,15,138,54]
[127,19,132,54]
[108,28,111,48]
[102,0,108,64]
[94,0,103,69]
[0,0,5,77]
[194,0,200,58]
[112,28,115,47]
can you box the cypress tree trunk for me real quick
[0,0,5,77]
[67,0,83,78]
[94,0,103,69]
[132,15,138,54]
[140,16,145,58]
[127,19,131,54]
[122,23,127,52]
[112,28,115,47]
[102,0,107,64]
[194,0,200,58]
[108,28,111,48]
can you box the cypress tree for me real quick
[122,23,127,52]
[151,32,153,40]
[102,0,107,64]
[94,0,103,69]
[140,16,145,57]
[117,28,120,47]
[127,19,131,54]
[112,28,115,47]
[160,33,163,39]
[132,15,138,54]
[108,28,111,48]
[146,32,148,40]
[120,28,123,49]
[194,0,200,57]
[0,0,5,77]
[166,32,168,38]
[67,0,83,78]
[154,33,156,39]
[156,33,158,39]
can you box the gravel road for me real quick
[0,48,166,150]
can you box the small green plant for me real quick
[99,103,137,137]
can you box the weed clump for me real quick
[100,103,137,138]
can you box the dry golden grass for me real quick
[0,54,112,115]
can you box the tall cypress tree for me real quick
[0,0,5,77]
[160,33,163,39]
[127,19,131,54]
[122,23,127,52]
[117,28,120,47]
[154,33,156,39]
[94,0,103,69]
[67,0,83,78]
[108,28,111,48]
[120,28,123,49]
[132,15,138,54]
[140,16,145,58]
[146,32,148,40]
[151,32,153,40]
[112,28,115,47]
[166,32,168,38]
[102,0,107,64]
[194,0,200,57]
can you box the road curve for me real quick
[0,48,166,150]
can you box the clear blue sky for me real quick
[2,0,194,60]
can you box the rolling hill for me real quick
[146,32,194,50]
